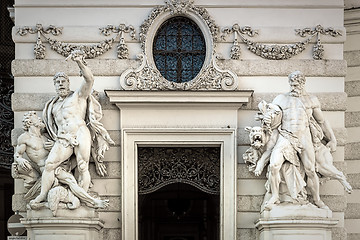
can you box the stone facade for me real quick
[344,2,360,240]
[10,0,354,239]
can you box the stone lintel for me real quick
[12,59,347,77]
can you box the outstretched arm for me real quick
[67,50,94,98]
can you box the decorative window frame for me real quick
[120,0,238,91]
[140,2,215,76]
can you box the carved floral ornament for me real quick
[138,147,220,195]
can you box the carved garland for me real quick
[17,23,136,59]
[221,24,342,60]
[138,147,220,195]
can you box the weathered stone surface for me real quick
[345,203,360,219]
[346,112,360,128]
[12,59,347,77]
[242,92,347,111]
[345,143,360,160]
[218,59,347,77]
[237,195,263,212]
[89,161,121,179]
[236,228,258,240]
[12,193,26,212]
[345,50,360,67]
[348,233,360,240]
[321,195,347,212]
[331,227,347,240]
[345,80,360,97]
[12,59,139,77]
[102,228,121,240]
[347,173,360,189]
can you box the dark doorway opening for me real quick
[139,183,220,240]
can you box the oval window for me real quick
[153,16,206,83]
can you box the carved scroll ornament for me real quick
[138,147,220,195]
[221,24,342,60]
[120,54,237,90]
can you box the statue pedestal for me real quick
[255,203,338,240]
[21,207,103,240]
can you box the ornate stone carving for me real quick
[138,147,220,195]
[13,50,114,215]
[100,24,137,59]
[243,71,352,211]
[120,54,237,90]
[139,0,219,53]
[0,80,13,169]
[17,23,136,59]
[221,24,342,60]
[17,24,62,59]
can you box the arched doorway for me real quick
[138,183,219,240]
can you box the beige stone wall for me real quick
[11,0,348,239]
[344,6,360,240]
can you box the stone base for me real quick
[255,203,338,240]
[21,208,103,240]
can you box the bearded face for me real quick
[289,79,304,97]
[32,115,46,130]
[54,77,70,97]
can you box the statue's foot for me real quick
[93,199,109,209]
[314,200,330,210]
[29,199,47,210]
[264,196,280,210]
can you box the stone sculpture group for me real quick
[12,50,113,216]
[244,70,352,211]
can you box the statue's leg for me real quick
[301,141,328,209]
[266,145,285,208]
[31,142,73,204]
[74,127,92,192]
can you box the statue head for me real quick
[22,111,45,131]
[288,70,306,97]
[53,72,70,97]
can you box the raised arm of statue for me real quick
[67,50,94,98]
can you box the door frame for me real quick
[121,128,237,240]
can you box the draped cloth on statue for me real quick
[43,92,114,175]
